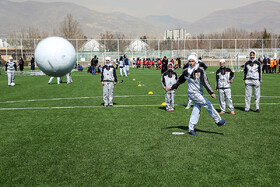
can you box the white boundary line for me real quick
[0,94,280,104]
[0,103,279,111]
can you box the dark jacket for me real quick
[91,58,98,66]
[161,58,168,73]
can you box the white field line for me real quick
[0,94,280,104]
[0,103,279,111]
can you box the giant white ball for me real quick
[35,36,76,76]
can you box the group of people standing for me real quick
[3,51,264,136]
[261,57,280,73]
[161,50,262,136]
[117,55,130,77]
[132,57,182,70]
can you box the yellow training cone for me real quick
[128,73,130,75]
[138,84,142,87]
[148,91,153,95]
[161,102,167,106]
[132,79,136,81]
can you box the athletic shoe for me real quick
[220,112,225,114]
[217,120,226,127]
[256,109,260,113]
[185,106,191,109]
[188,130,197,136]
[230,111,235,115]
[243,110,249,112]
[109,105,113,107]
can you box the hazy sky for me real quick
[10,0,277,22]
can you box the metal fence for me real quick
[1,38,279,71]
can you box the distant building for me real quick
[164,29,191,40]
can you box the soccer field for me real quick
[0,67,279,186]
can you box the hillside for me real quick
[1,0,280,37]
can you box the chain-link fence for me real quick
[1,38,279,71]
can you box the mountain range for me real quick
[0,0,280,38]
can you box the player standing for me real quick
[243,50,262,113]
[101,57,117,107]
[161,62,178,111]
[215,59,235,115]
[5,57,17,86]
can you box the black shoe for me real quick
[256,109,260,113]
[243,110,249,112]
[217,120,226,127]
[188,130,198,136]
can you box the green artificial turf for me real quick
[0,67,279,186]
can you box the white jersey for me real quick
[119,60,124,67]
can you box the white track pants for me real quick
[187,98,192,107]
[125,65,129,73]
[218,88,234,112]
[245,80,260,111]
[188,93,222,132]
[187,85,204,107]
[119,67,127,77]
[48,77,60,84]
[165,90,175,110]
[7,70,15,85]
[103,82,114,106]
[66,73,72,84]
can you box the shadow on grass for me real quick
[101,102,117,106]
[234,106,255,112]
[159,104,192,111]
[158,106,166,111]
[177,104,190,108]
[163,125,224,135]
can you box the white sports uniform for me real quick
[161,63,178,111]
[101,59,117,107]
[66,73,72,84]
[184,61,207,108]
[119,60,127,77]
[48,76,61,84]
[243,50,262,112]
[5,59,17,86]
[215,66,235,113]
[171,55,223,132]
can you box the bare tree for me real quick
[99,31,129,52]
[59,13,84,39]
[7,27,49,60]
[100,31,117,51]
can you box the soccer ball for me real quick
[11,82,15,86]
[35,36,76,77]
